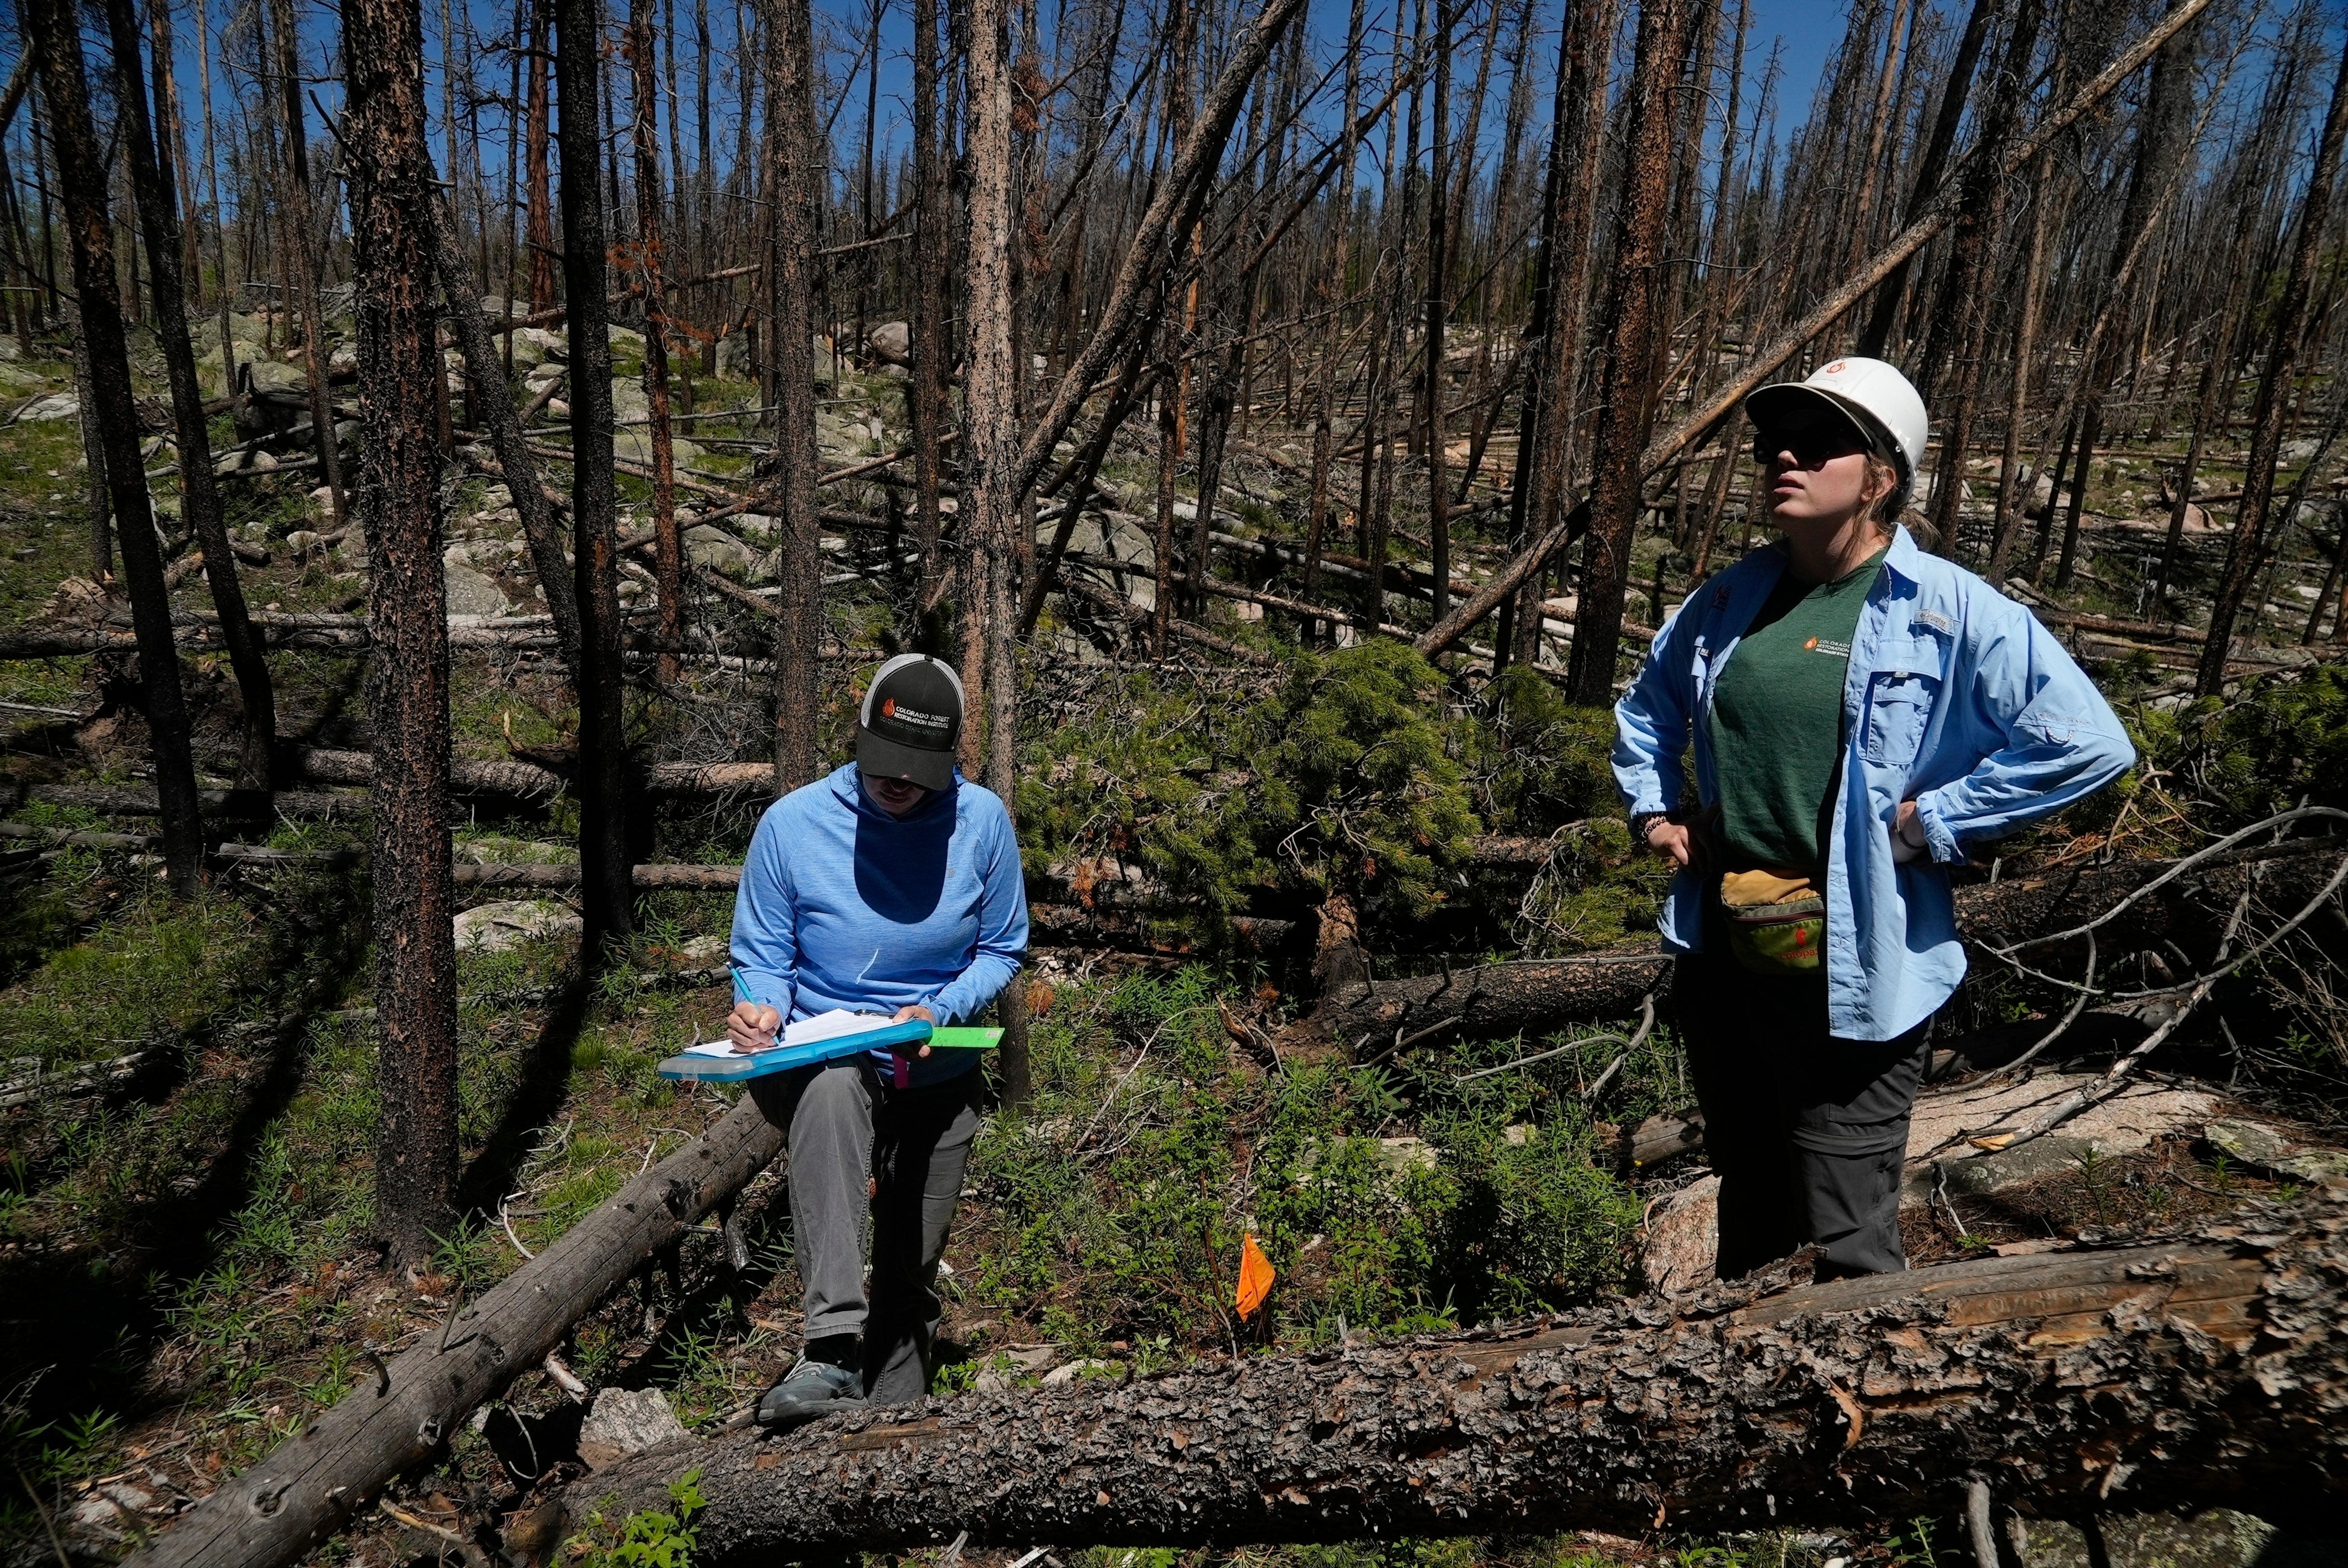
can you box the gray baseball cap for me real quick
[856,654,965,792]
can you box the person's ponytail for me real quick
[1861,453,1930,548]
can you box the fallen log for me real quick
[451,861,743,890]
[12,782,369,819]
[0,613,571,658]
[288,746,566,799]
[1281,840,2342,1056]
[555,1192,2348,1560]
[1278,951,1673,1058]
[119,1093,786,1568]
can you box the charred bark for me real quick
[963,0,1031,1097]
[564,1193,2348,1559]
[101,0,276,791]
[1563,0,1690,703]
[1855,0,1996,358]
[558,0,635,947]
[410,173,584,674]
[763,0,823,790]
[1281,951,1672,1059]
[2196,31,2348,695]
[1499,0,1613,670]
[27,0,205,894]
[345,0,459,1265]
[625,0,684,680]
[909,0,949,602]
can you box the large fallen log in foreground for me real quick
[1283,841,2340,1056]
[120,1094,785,1568]
[558,1192,2348,1561]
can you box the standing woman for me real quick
[1613,358,2134,1281]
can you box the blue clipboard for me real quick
[656,1019,1001,1082]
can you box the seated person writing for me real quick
[725,654,1028,1427]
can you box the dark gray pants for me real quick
[750,1058,982,1405]
[1675,953,1930,1281]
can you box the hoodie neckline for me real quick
[833,761,959,824]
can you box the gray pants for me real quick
[749,1058,982,1405]
[1675,952,1932,1281]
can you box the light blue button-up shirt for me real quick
[1613,527,2135,1041]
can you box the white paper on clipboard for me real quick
[681,1008,895,1058]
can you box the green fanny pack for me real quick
[1718,869,1825,976]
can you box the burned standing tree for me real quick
[1562,0,1688,703]
[101,0,276,791]
[557,0,635,947]
[344,0,460,1262]
[625,0,685,679]
[2197,27,2348,694]
[764,0,822,790]
[27,0,205,894]
[962,0,1033,1098]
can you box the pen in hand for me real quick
[728,967,783,1052]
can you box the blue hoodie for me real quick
[730,762,1028,1086]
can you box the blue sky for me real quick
[123,0,1860,212]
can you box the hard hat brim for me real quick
[1743,383,1903,473]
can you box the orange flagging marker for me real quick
[1235,1234,1275,1319]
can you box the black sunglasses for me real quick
[1752,425,1872,468]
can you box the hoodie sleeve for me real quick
[729,801,801,1016]
[926,792,1029,1025]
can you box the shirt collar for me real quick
[1882,524,1927,585]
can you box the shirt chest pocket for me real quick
[1861,636,1946,767]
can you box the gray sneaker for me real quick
[755,1357,866,1430]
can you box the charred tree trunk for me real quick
[344,0,460,1264]
[558,0,635,950]
[69,310,114,585]
[1302,0,1366,615]
[2154,261,2247,611]
[626,0,684,680]
[1855,0,1996,358]
[2196,38,2348,694]
[1564,0,1690,703]
[526,0,558,310]
[1984,156,2052,585]
[566,1193,2348,1560]
[764,0,822,790]
[412,178,585,675]
[28,0,205,894]
[1502,0,1612,670]
[102,0,276,791]
[962,0,1030,1101]
[909,0,949,604]
[265,0,348,524]
[1913,0,2040,558]
[1422,0,1453,625]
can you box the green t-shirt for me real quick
[1709,548,1887,877]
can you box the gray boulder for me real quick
[453,899,583,954]
[576,1387,689,1471]
[867,319,911,365]
[442,557,512,616]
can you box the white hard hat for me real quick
[1744,356,1930,502]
